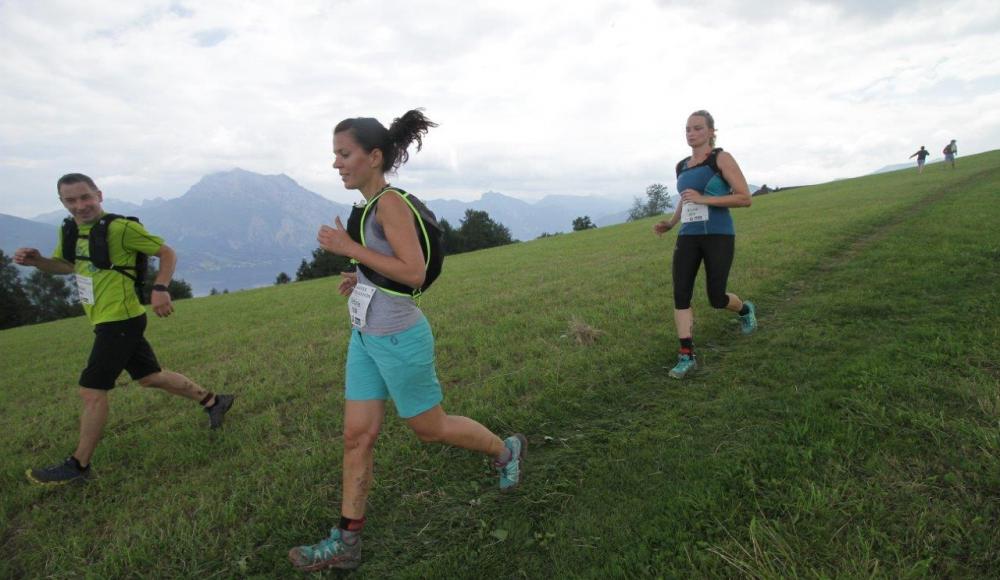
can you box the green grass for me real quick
[2,153,998,578]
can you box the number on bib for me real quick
[681,202,709,224]
[348,283,377,329]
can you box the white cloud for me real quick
[1,0,998,218]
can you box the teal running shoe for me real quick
[288,528,361,572]
[668,353,697,379]
[498,434,527,492]
[739,301,758,335]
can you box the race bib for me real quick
[75,274,94,305]
[681,202,710,224]
[348,283,377,329]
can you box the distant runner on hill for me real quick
[287,110,525,573]
[653,110,757,379]
[943,139,957,169]
[909,146,931,174]
[14,173,234,486]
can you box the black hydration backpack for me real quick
[676,147,724,177]
[345,187,443,297]
[61,214,150,303]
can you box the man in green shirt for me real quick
[14,173,235,485]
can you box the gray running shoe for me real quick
[288,528,362,572]
[26,457,91,486]
[206,394,235,429]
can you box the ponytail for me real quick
[334,109,437,173]
[385,109,437,172]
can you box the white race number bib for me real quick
[348,283,377,329]
[75,275,94,305]
[681,202,709,224]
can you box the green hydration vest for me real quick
[345,186,443,298]
[61,214,150,303]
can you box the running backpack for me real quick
[676,147,723,177]
[61,214,150,303]
[345,187,443,297]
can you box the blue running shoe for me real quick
[498,434,527,492]
[739,301,758,335]
[288,528,361,572]
[668,354,697,379]
[26,456,91,486]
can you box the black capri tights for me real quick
[672,234,735,310]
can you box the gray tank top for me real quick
[353,205,423,335]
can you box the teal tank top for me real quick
[676,149,735,236]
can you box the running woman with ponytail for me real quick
[653,110,757,379]
[288,110,526,572]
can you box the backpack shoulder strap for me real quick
[382,186,408,198]
[88,213,138,275]
[60,217,79,263]
[358,186,419,240]
[706,148,724,173]
[358,188,394,247]
[88,214,120,269]
[676,156,691,178]
[106,214,147,298]
[677,149,724,176]
[356,185,441,298]
[373,187,434,245]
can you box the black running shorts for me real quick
[79,314,161,390]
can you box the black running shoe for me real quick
[26,457,91,486]
[205,394,235,429]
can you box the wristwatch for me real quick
[152,284,170,292]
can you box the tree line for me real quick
[284,209,516,283]
[1,249,192,330]
[4,184,675,326]
[1,249,81,329]
[283,185,673,285]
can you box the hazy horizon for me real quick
[3,0,998,218]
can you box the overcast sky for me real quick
[2,0,998,218]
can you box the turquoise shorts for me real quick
[345,316,443,418]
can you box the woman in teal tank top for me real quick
[287,110,526,573]
[653,110,758,379]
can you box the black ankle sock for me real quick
[679,337,694,355]
[739,304,750,316]
[69,456,88,471]
[200,392,216,407]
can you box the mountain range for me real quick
[0,214,57,276]
[4,168,630,295]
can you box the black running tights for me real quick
[671,234,735,310]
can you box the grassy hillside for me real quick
[2,153,998,577]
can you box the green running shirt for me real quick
[53,214,164,325]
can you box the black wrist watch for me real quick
[152,284,170,292]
